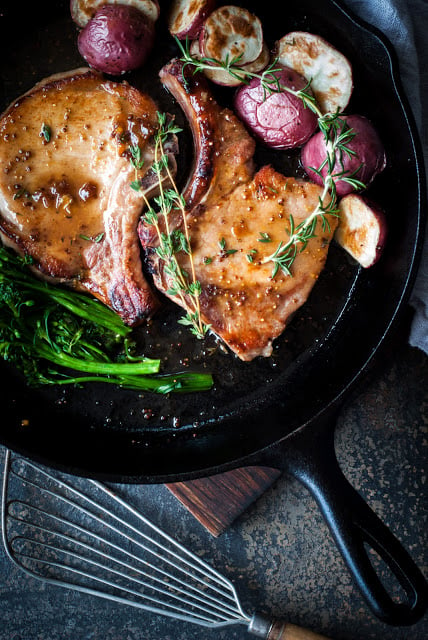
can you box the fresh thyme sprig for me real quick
[263,199,337,278]
[176,38,366,278]
[262,116,365,277]
[141,112,210,340]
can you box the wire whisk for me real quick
[1,450,329,640]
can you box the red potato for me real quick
[189,38,269,87]
[301,115,386,196]
[276,31,353,114]
[233,67,318,149]
[200,5,263,66]
[70,0,160,28]
[335,194,387,267]
[168,0,216,39]
[78,4,155,75]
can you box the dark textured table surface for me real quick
[0,308,427,640]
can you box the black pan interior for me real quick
[0,0,424,479]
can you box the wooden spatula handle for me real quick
[266,621,331,640]
[248,614,332,640]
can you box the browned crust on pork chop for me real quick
[0,68,175,325]
[139,59,255,251]
[139,58,256,251]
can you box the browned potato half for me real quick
[199,5,263,66]
[276,31,353,114]
[335,194,387,267]
[70,0,160,28]
[168,0,216,39]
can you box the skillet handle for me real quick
[279,420,428,626]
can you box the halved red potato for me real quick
[168,0,216,39]
[70,0,160,28]
[335,194,387,267]
[276,31,353,114]
[234,67,318,149]
[189,38,269,86]
[199,5,263,66]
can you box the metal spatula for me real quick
[1,450,330,640]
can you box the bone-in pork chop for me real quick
[0,68,174,325]
[140,61,337,360]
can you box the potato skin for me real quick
[302,115,386,196]
[77,4,155,75]
[233,67,318,149]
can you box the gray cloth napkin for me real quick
[344,0,428,353]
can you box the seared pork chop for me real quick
[145,165,337,360]
[140,61,337,360]
[0,68,176,325]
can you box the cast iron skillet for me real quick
[0,0,427,627]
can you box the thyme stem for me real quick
[262,124,345,277]
[161,136,203,333]
[141,113,209,339]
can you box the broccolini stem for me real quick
[0,247,130,336]
[0,273,130,337]
[42,372,213,393]
[14,341,161,376]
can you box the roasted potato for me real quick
[301,115,386,196]
[233,67,318,149]
[335,194,387,267]
[77,4,156,75]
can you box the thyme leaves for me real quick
[129,144,144,170]
[176,37,285,95]
[218,237,238,258]
[40,122,52,143]
[262,117,357,278]
[128,144,145,191]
